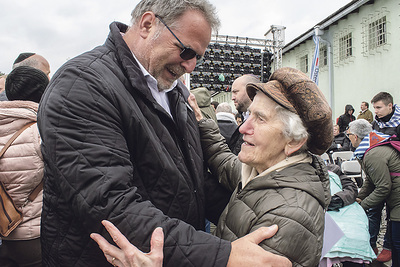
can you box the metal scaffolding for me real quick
[265,25,286,70]
[211,24,286,70]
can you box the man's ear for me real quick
[285,138,307,156]
[138,12,157,39]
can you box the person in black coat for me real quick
[337,104,356,132]
[37,0,290,266]
[215,102,237,144]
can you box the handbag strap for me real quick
[27,180,43,202]
[0,122,36,158]
[0,121,43,204]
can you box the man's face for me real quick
[139,10,211,90]
[373,100,392,118]
[231,76,252,113]
[238,93,288,173]
[360,103,367,111]
[346,129,359,148]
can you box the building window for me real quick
[320,45,328,67]
[362,8,389,55]
[299,54,308,73]
[368,16,387,50]
[339,33,352,61]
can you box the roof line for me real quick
[283,0,373,53]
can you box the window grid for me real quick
[339,33,352,61]
[362,8,389,55]
[368,16,386,50]
[320,45,328,67]
[300,54,308,73]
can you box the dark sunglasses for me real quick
[155,15,204,66]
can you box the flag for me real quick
[310,35,320,85]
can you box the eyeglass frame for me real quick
[345,132,354,139]
[155,15,204,66]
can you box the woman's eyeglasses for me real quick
[155,15,203,66]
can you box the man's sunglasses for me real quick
[155,15,204,66]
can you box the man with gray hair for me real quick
[215,102,237,143]
[37,0,290,266]
[347,119,400,266]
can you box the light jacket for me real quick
[198,118,331,267]
[0,101,43,240]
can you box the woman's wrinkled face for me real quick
[238,92,289,173]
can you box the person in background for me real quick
[321,164,376,266]
[211,100,219,110]
[348,119,400,266]
[37,0,291,266]
[191,87,217,122]
[234,113,242,125]
[366,91,400,262]
[357,101,373,123]
[337,104,356,133]
[229,74,260,155]
[326,124,352,163]
[0,66,49,267]
[0,53,51,101]
[215,102,237,143]
[0,74,6,93]
[12,53,51,80]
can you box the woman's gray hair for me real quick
[130,0,220,33]
[275,105,309,155]
[348,119,372,139]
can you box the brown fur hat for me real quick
[246,67,333,155]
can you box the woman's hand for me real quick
[90,220,164,267]
[188,93,204,121]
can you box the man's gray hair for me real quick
[348,119,372,140]
[13,57,40,70]
[275,105,309,154]
[130,0,220,32]
[215,102,232,114]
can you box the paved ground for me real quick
[366,206,392,267]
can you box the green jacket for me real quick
[358,145,400,221]
[198,119,331,267]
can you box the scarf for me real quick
[241,153,312,187]
[375,104,400,129]
[353,130,392,160]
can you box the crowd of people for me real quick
[0,0,399,267]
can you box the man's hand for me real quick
[91,220,163,267]
[227,225,292,267]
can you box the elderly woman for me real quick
[194,67,332,266]
[91,68,332,267]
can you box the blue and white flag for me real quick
[310,35,320,85]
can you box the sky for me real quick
[0,0,352,76]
